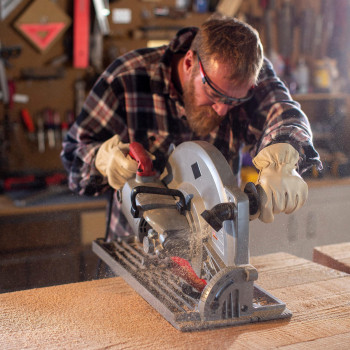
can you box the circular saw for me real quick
[93,141,291,331]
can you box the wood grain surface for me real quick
[1,252,350,349]
[313,242,350,274]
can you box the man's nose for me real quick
[211,103,231,116]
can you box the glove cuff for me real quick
[253,143,299,171]
[95,135,123,176]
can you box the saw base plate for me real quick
[93,238,292,331]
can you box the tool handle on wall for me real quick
[129,141,155,177]
[37,115,45,153]
[21,108,35,133]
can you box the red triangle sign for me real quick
[19,22,66,50]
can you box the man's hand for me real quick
[252,143,308,223]
[95,135,138,190]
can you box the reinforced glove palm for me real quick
[253,143,308,223]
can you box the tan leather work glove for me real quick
[95,135,138,190]
[252,143,308,223]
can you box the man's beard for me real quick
[183,76,225,137]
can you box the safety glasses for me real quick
[197,54,255,106]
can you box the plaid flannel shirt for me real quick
[61,27,321,239]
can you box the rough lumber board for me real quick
[251,252,346,290]
[1,252,350,350]
[313,242,350,274]
[279,333,350,350]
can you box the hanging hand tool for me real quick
[43,108,55,149]
[53,110,61,148]
[37,114,45,153]
[277,0,294,61]
[0,43,22,172]
[21,108,36,141]
[0,0,23,21]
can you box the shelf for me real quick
[293,93,349,101]
[306,176,350,188]
[0,194,107,217]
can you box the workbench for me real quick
[1,252,350,349]
[0,193,107,292]
[313,242,350,274]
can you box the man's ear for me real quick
[183,50,195,75]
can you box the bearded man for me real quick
[61,14,321,240]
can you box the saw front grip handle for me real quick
[129,141,155,177]
[243,182,260,219]
[130,186,188,218]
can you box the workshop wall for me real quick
[0,0,213,176]
[1,0,76,173]
[1,0,350,177]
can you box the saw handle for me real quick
[244,182,260,218]
[129,142,155,177]
[130,186,188,218]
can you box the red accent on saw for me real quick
[170,256,207,292]
[129,142,156,177]
[19,23,66,50]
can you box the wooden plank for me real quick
[1,252,350,349]
[251,252,346,291]
[280,333,350,349]
[0,195,107,217]
[313,242,350,274]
